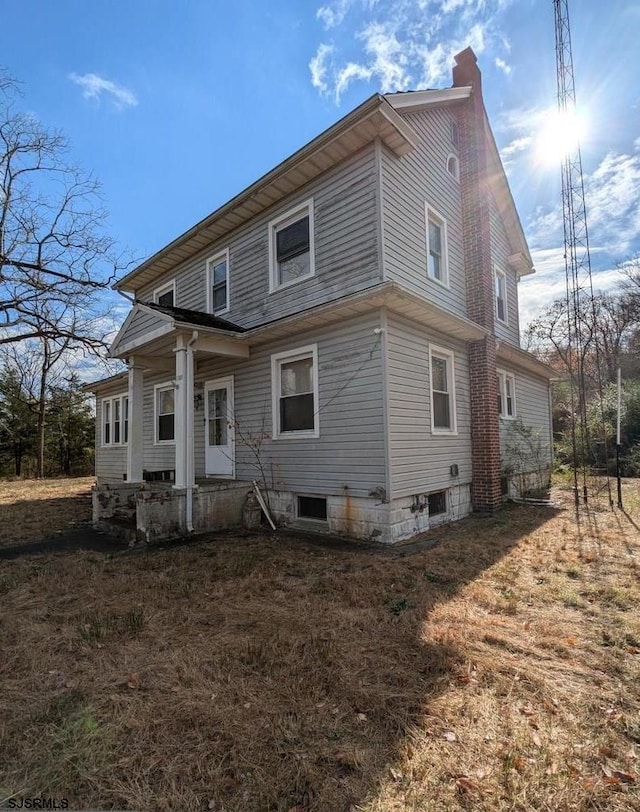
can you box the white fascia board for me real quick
[384,86,472,111]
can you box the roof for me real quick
[143,301,245,332]
[115,93,420,294]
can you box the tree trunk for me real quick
[36,342,49,478]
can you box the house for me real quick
[87,47,555,544]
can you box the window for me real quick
[497,370,516,419]
[298,496,327,521]
[446,154,459,181]
[495,268,507,324]
[425,206,448,286]
[207,250,229,314]
[429,345,457,434]
[428,491,447,517]
[269,200,315,291]
[450,119,459,149]
[101,394,128,446]
[271,345,319,438]
[155,384,175,443]
[154,280,175,307]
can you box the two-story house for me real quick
[88,47,554,543]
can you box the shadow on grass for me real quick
[0,502,560,811]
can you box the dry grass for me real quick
[0,477,94,547]
[1,479,639,811]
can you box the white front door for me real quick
[204,377,235,477]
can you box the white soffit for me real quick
[384,86,472,111]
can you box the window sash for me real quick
[156,387,175,442]
[102,395,128,445]
[208,255,228,312]
[430,350,455,432]
[272,347,317,437]
[497,372,516,418]
[496,271,507,322]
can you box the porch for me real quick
[93,478,258,544]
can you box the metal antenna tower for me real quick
[553,0,612,509]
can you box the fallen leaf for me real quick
[126,672,141,690]
[356,712,367,721]
[454,776,479,794]
[532,731,542,747]
[442,731,457,742]
[170,685,180,693]
[389,766,403,781]
[546,761,559,775]
[611,770,636,784]
[528,718,540,731]
[519,705,536,717]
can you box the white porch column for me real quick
[173,334,195,490]
[126,363,145,482]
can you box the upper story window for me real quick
[102,394,128,446]
[154,280,175,307]
[269,200,315,292]
[495,268,508,324]
[207,249,229,314]
[429,345,457,434]
[497,370,516,419]
[450,119,459,149]
[425,205,449,287]
[271,345,319,439]
[155,384,175,444]
[446,154,460,181]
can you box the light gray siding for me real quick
[499,366,552,473]
[386,313,472,499]
[95,388,128,483]
[489,196,520,346]
[193,312,386,497]
[136,146,381,329]
[381,108,466,317]
[116,309,168,350]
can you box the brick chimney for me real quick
[453,47,502,512]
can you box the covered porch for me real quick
[98,302,252,539]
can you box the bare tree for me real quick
[0,70,129,348]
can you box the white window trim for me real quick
[153,279,176,306]
[495,267,508,325]
[497,369,517,419]
[206,248,230,315]
[446,153,460,182]
[425,204,449,288]
[268,199,315,293]
[428,344,457,435]
[271,344,319,440]
[154,382,176,445]
[101,394,129,447]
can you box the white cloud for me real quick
[495,56,511,74]
[309,0,513,101]
[69,73,138,110]
[309,43,335,92]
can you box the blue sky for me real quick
[3,0,640,335]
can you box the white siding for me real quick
[386,313,472,499]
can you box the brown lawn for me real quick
[0,477,94,547]
[0,478,639,811]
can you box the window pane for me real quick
[280,393,314,432]
[431,357,448,393]
[276,216,309,263]
[212,283,227,311]
[281,357,312,396]
[213,260,226,285]
[429,220,441,254]
[433,392,450,429]
[157,288,174,307]
[208,388,227,419]
[278,251,310,285]
[103,401,111,444]
[158,414,175,441]
[159,388,174,415]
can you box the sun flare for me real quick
[536,108,586,166]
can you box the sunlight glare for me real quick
[536,108,586,166]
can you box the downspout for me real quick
[185,331,198,533]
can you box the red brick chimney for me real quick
[452,47,503,512]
